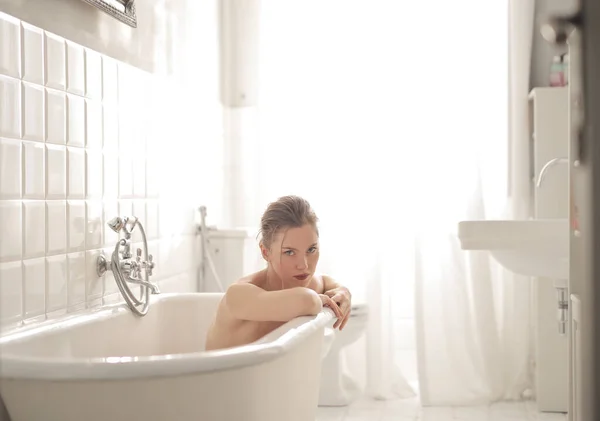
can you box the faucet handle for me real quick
[147,254,154,276]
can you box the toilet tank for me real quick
[201,228,264,292]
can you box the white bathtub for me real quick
[0,292,335,421]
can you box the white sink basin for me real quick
[457,219,569,279]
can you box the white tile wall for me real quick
[0,12,204,331]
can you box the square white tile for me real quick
[67,146,85,199]
[102,292,122,306]
[23,257,46,319]
[133,158,145,198]
[22,81,45,141]
[86,149,103,198]
[85,49,102,100]
[23,140,45,199]
[67,251,85,310]
[66,41,85,96]
[23,200,45,259]
[146,201,159,240]
[102,201,118,247]
[132,200,146,243]
[67,200,86,252]
[146,155,159,198]
[102,56,118,104]
[44,32,66,91]
[46,254,68,312]
[103,153,118,198]
[119,156,133,198]
[46,88,67,144]
[46,201,67,254]
[103,104,118,152]
[102,246,118,296]
[0,261,23,326]
[118,108,134,152]
[22,23,44,85]
[0,201,22,262]
[118,63,140,110]
[86,201,103,249]
[46,144,67,199]
[0,75,21,138]
[0,13,21,78]
[67,94,85,147]
[85,249,104,300]
[86,99,103,149]
[118,200,133,223]
[0,137,21,199]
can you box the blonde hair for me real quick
[259,195,319,248]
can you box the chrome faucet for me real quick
[97,216,159,316]
[536,157,569,188]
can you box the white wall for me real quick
[0,1,222,331]
[0,0,174,73]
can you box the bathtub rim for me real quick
[0,292,335,381]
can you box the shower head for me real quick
[107,217,124,233]
[124,216,138,233]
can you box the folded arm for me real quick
[322,275,352,330]
[224,283,323,322]
[323,275,351,299]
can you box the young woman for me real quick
[205,195,352,351]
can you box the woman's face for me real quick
[262,224,320,288]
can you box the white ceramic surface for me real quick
[458,219,569,279]
[0,292,335,421]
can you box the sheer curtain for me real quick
[232,0,534,405]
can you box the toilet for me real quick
[318,302,369,406]
[203,227,369,406]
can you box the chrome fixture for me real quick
[556,285,569,336]
[536,157,570,188]
[97,216,159,316]
[196,206,225,292]
[79,0,137,28]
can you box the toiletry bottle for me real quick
[550,55,565,87]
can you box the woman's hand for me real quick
[319,294,344,323]
[324,287,352,330]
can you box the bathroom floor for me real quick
[316,397,568,420]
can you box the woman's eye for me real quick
[284,250,294,256]
[308,247,317,253]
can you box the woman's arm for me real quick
[224,283,323,322]
[322,275,352,330]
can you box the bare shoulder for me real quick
[217,270,266,316]
[310,273,327,294]
[319,274,349,294]
[321,274,337,283]
[229,269,267,289]
[309,273,343,293]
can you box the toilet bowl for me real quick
[318,302,368,406]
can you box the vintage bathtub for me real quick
[0,293,335,421]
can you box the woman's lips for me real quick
[294,274,309,281]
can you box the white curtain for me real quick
[412,0,536,406]
[227,0,536,405]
